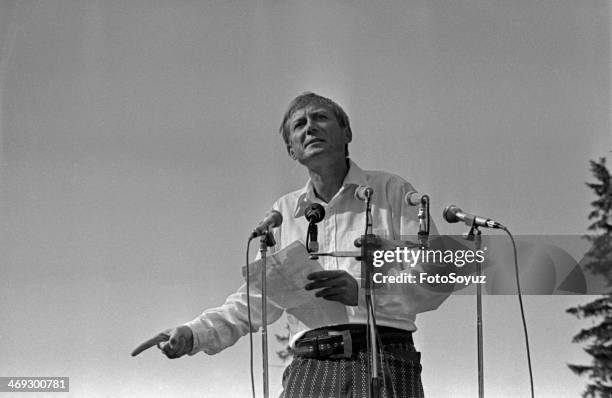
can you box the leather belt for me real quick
[293,325,414,360]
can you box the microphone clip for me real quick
[305,203,325,258]
[417,194,430,249]
[260,228,276,248]
[306,222,319,255]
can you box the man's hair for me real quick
[279,92,351,157]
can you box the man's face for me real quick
[286,104,351,167]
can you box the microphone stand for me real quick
[464,223,484,398]
[313,190,380,398]
[363,191,380,398]
[259,228,275,398]
[310,188,422,398]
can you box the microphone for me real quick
[354,186,374,235]
[304,203,325,254]
[442,205,505,229]
[250,210,283,238]
[305,203,325,223]
[354,186,373,201]
[404,190,421,206]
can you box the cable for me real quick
[366,296,372,386]
[503,227,535,398]
[246,237,256,398]
[364,194,374,392]
[425,195,430,235]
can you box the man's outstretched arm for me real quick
[131,326,193,359]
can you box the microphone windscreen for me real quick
[305,203,325,223]
[268,210,283,228]
[405,191,421,206]
[250,210,283,238]
[442,205,461,223]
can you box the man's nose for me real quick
[305,117,317,133]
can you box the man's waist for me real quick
[292,324,414,359]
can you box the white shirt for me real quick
[187,160,445,355]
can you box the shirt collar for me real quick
[293,159,368,217]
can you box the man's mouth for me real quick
[305,138,325,147]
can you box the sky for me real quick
[1,1,610,397]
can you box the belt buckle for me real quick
[327,330,352,359]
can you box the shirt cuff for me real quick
[185,318,207,356]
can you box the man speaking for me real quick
[133,92,447,397]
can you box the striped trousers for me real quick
[279,343,424,398]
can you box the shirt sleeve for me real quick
[185,207,285,355]
[185,283,285,355]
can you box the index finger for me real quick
[307,270,346,280]
[131,332,170,357]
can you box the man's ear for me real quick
[288,146,296,159]
[344,127,352,144]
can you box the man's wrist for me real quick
[183,323,201,356]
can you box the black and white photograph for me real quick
[1,1,610,397]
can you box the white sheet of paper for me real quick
[242,240,348,323]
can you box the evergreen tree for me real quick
[275,323,292,362]
[567,157,612,397]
